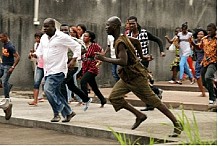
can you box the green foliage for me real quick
[108,127,141,145]
[176,109,216,145]
[108,108,216,145]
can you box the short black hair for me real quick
[127,16,138,22]
[60,23,69,27]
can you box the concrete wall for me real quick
[0,0,216,88]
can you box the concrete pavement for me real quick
[0,80,217,144]
[0,80,217,145]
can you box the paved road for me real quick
[0,123,118,145]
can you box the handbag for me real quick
[168,43,176,52]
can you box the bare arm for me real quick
[165,35,174,44]
[8,52,20,74]
[95,42,128,66]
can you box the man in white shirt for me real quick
[104,35,120,82]
[30,18,81,123]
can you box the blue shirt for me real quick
[2,41,16,66]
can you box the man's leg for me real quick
[130,76,183,137]
[44,73,74,122]
[204,63,217,103]
[156,103,183,137]
[109,79,147,130]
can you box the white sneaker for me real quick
[84,98,92,111]
[168,80,176,84]
[209,100,214,104]
[0,98,10,110]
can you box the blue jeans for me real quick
[44,72,72,118]
[34,67,44,89]
[111,64,120,82]
[0,64,12,98]
[179,56,193,80]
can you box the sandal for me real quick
[28,101,37,106]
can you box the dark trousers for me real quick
[80,71,106,104]
[61,68,90,103]
[201,63,217,101]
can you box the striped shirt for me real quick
[128,29,149,56]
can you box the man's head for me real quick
[105,16,121,35]
[127,16,139,32]
[207,23,217,38]
[43,18,56,37]
[60,24,70,35]
[0,33,9,43]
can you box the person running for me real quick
[0,32,20,120]
[95,16,183,137]
[191,28,208,97]
[28,31,44,106]
[177,22,195,85]
[190,23,217,104]
[59,24,92,111]
[81,30,107,108]
[127,16,164,111]
[165,27,181,84]
[30,18,80,122]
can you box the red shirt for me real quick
[82,43,102,75]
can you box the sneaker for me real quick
[209,100,214,104]
[51,114,61,122]
[168,80,176,84]
[158,89,163,99]
[4,103,12,120]
[0,98,10,110]
[84,98,92,111]
[176,80,182,85]
[62,112,76,122]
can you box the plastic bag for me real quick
[169,43,176,52]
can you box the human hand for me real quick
[142,54,154,61]
[94,52,105,61]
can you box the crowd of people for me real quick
[165,22,217,105]
[0,16,216,138]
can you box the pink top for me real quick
[37,56,44,68]
[34,42,44,68]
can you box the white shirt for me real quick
[36,30,81,77]
[107,35,116,58]
[178,32,192,57]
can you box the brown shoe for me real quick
[131,114,147,130]
[62,112,76,122]
[4,104,12,120]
